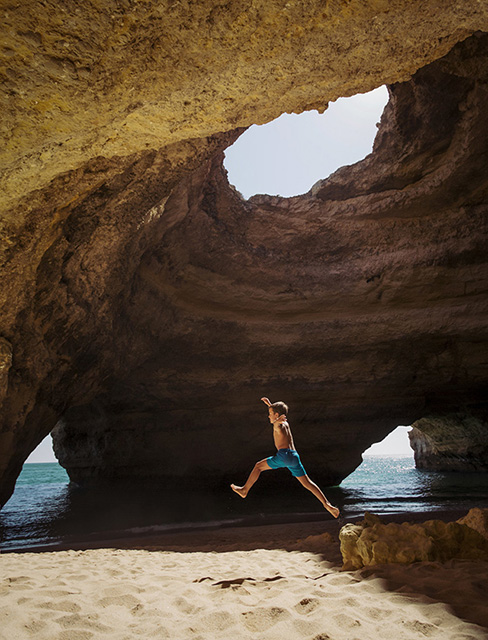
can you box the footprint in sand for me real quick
[293,618,323,635]
[336,595,361,608]
[401,619,438,636]
[7,576,32,582]
[23,620,47,634]
[241,606,290,632]
[5,576,34,591]
[98,594,141,608]
[294,596,321,615]
[55,613,112,632]
[364,606,393,621]
[107,568,124,577]
[63,574,90,581]
[173,596,202,615]
[200,610,236,631]
[36,600,81,613]
[333,613,362,629]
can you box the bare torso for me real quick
[273,421,296,450]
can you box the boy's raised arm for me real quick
[261,397,271,407]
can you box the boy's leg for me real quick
[231,458,271,498]
[296,474,340,518]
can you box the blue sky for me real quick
[224,85,389,198]
[364,426,413,456]
[27,86,408,464]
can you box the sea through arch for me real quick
[224,85,389,199]
[337,426,420,517]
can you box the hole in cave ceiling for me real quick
[224,85,389,199]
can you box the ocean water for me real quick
[1,456,488,551]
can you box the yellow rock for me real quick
[340,511,488,569]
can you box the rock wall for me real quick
[1,2,488,506]
[409,413,488,471]
[53,34,488,489]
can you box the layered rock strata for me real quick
[1,3,488,506]
[52,34,488,489]
[409,414,488,472]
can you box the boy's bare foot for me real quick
[326,504,340,519]
[230,484,247,498]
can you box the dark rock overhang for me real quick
[1,3,488,507]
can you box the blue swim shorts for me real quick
[266,448,306,478]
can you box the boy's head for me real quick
[268,401,289,422]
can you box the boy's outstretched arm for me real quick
[261,397,271,407]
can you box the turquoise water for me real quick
[14,462,69,486]
[1,457,488,550]
[341,455,488,515]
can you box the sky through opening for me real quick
[224,85,389,199]
[364,426,413,457]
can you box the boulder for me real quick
[457,508,488,540]
[340,511,488,570]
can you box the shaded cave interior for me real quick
[1,33,488,508]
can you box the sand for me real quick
[1,517,488,640]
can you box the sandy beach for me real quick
[1,512,488,640]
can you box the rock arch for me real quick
[1,3,488,506]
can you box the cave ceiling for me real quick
[1,1,488,507]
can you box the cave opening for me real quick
[363,426,414,458]
[223,85,389,199]
[25,434,58,464]
[339,423,488,517]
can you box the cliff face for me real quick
[53,34,488,488]
[1,2,488,506]
[409,414,488,472]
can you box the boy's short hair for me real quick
[270,401,288,416]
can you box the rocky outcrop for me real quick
[458,508,488,539]
[409,414,488,471]
[340,510,488,570]
[1,3,488,506]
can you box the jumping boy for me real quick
[231,397,340,518]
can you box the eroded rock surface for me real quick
[409,414,488,472]
[1,3,488,506]
[340,510,488,570]
[51,35,488,490]
[2,1,487,215]
[458,508,488,539]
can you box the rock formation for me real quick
[458,507,488,539]
[1,2,488,507]
[340,510,488,570]
[409,414,488,471]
